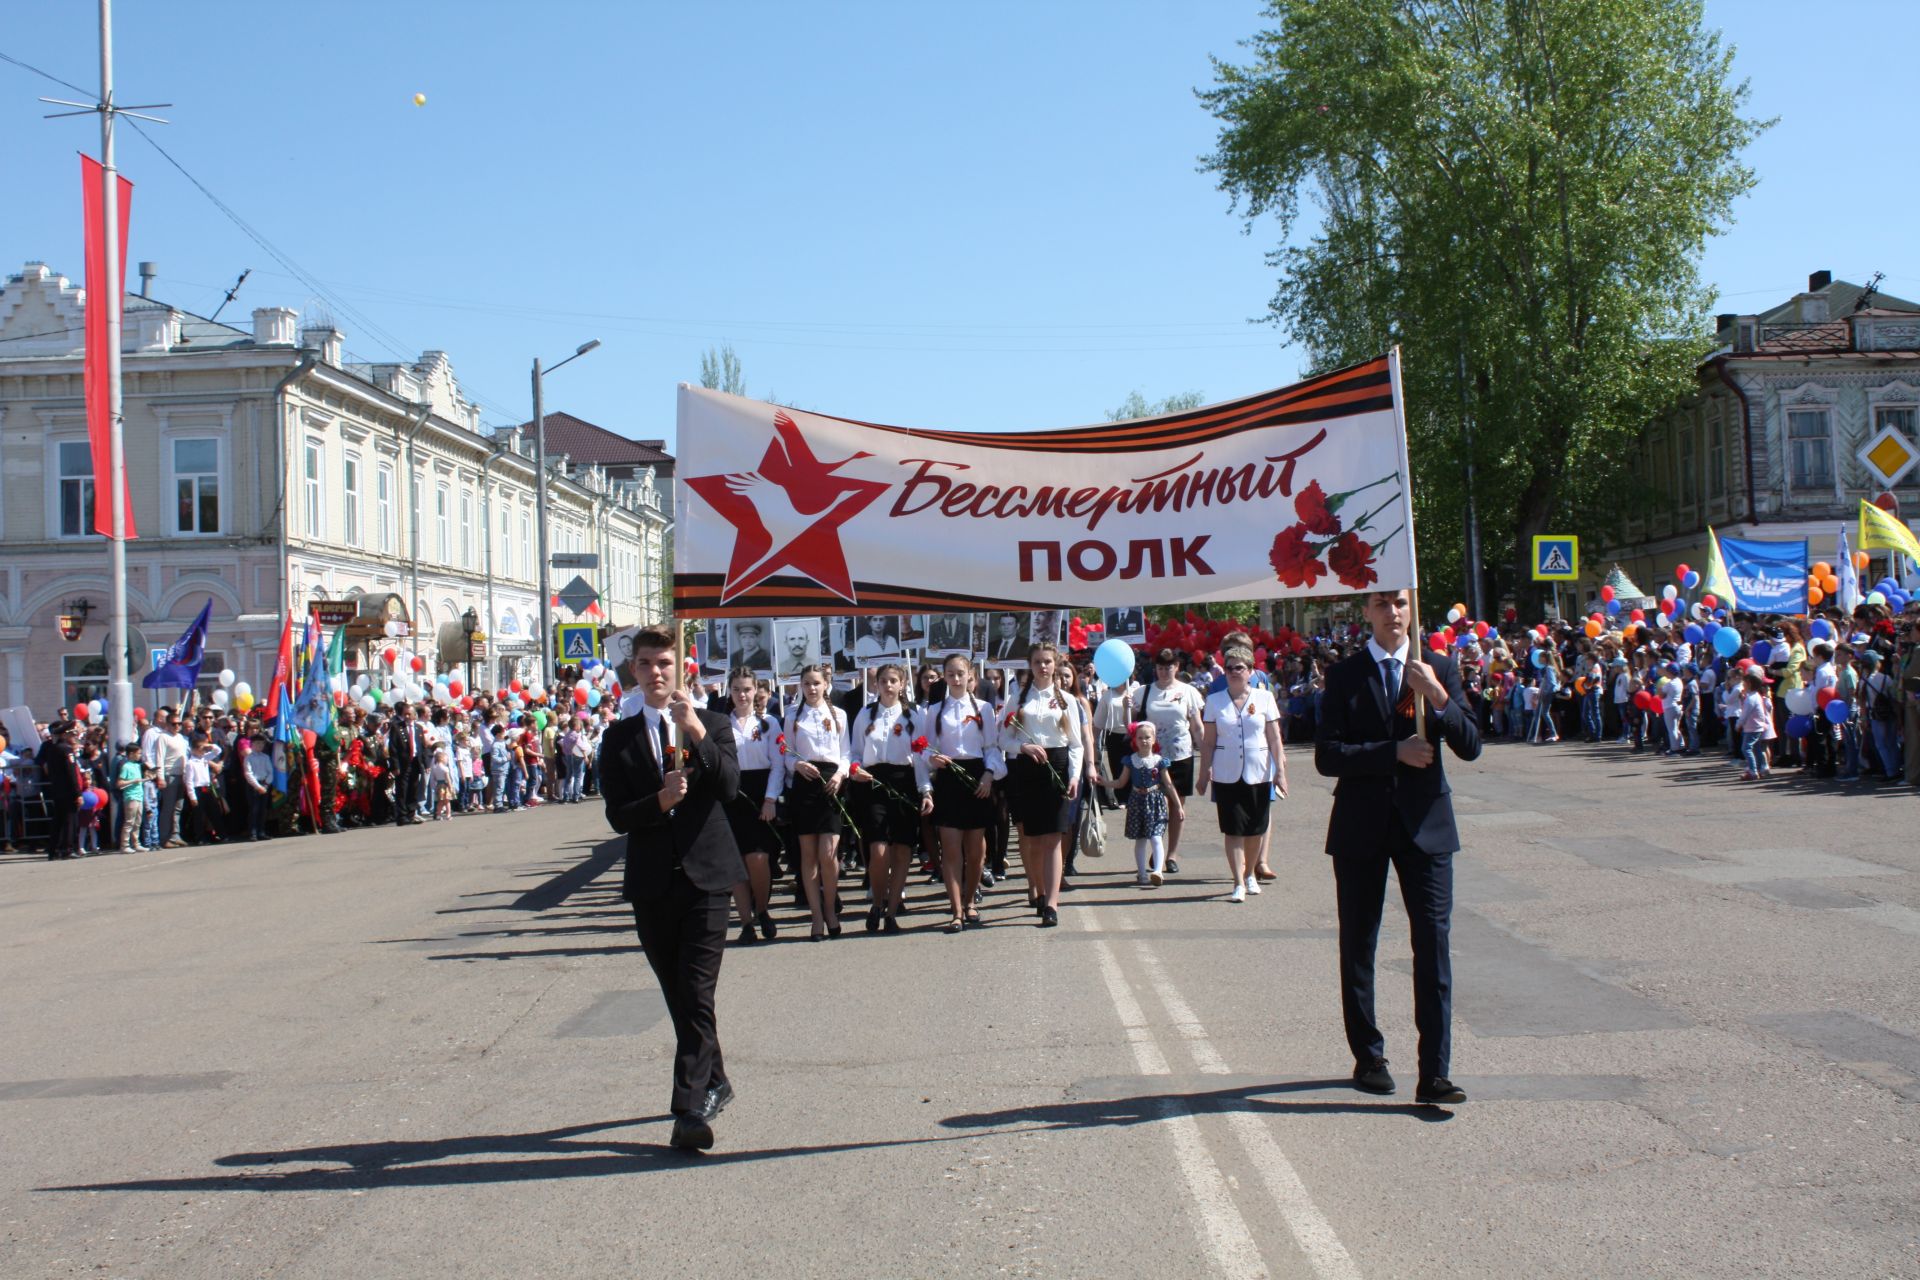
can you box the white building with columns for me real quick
[0,261,670,715]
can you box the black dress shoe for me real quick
[757,911,778,941]
[700,1081,735,1119]
[1353,1057,1395,1095]
[883,914,902,934]
[735,925,757,945]
[1039,907,1058,927]
[669,1112,714,1151]
[866,905,882,933]
[1415,1077,1466,1105]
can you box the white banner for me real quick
[674,353,1415,615]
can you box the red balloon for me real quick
[1633,690,1652,711]
[1504,606,1518,622]
[1428,632,1448,652]
[133,707,147,720]
[1630,608,1646,622]
[409,655,425,673]
[1658,599,1676,615]
[447,680,464,698]
[1650,695,1665,715]
[1474,621,1491,638]
[1701,594,1718,610]
[382,647,397,666]
[73,703,91,720]
[1599,585,1615,602]
[1535,624,1549,639]
[573,686,589,705]
[1815,687,1837,708]
[1674,563,1690,582]
[509,678,523,693]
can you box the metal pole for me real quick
[1458,338,1485,622]
[100,0,135,748]
[533,357,551,689]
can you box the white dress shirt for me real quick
[1005,683,1085,780]
[1365,635,1413,708]
[1203,686,1284,784]
[851,700,932,792]
[785,701,850,768]
[1137,680,1204,762]
[731,710,787,799]
[930,695,1007,778]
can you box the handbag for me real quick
[1076,800,1106,860]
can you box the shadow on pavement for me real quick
[940,1079,1452,1129]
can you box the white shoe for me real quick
[1245,876,1262,895]
[1149,870,1163,888]
[1228,885,1246,903]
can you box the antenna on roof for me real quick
[1854,271,1884,313]
[207,267,251,323]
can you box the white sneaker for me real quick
[1149,870,1163,888]
[1245,876,1262,895]
[1228,885,1246,903]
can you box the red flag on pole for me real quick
[81,154,136,538]
[264,610,296,719]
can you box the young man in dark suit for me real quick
[1314,588,1481,1105]
[600,625,745,1151]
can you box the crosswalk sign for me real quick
[1532,536,1579,581]
[556,623,599,660]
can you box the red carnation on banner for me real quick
[1294,480,1342,536]
[1268,524,1327,589]
[1328,532,1378,590]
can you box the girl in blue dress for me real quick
[1103,721,1184,888]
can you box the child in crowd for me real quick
[428,747,455,821]
[1103,721,1184,889]
[116,743,146,853]
[1737,668,1776,780]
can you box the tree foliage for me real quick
[1108,389,1207,422]
[698,345,745,395]
[1201,0,1767,608]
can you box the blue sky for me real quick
[3,1,1916,444]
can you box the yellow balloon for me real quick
[413,92,427,107]
[234,692,255,712]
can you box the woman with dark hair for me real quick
[724,667,785,944]
[850,663,932,933]
[1003,642,1083,927]
[784,664,851,940]
[926,654,1003,931]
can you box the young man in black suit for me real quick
[1314,588,1481,1106]
[600,625,745,1151]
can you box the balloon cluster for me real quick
[1065,616,1106,651]
[1144,613,1307,672]
[1425,602,1494,654]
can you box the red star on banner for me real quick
[684,410,891,604]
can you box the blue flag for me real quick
[1718,536,1809,614]
[141,598,213,690]
[292,613,334,737]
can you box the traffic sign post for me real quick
[556,623,600,663]
[1532,536,1579,581]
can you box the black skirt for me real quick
[1212,779,1271,837]
[725,767,782,857]
[855,762,922,844]
[1165,755,1196,798]
[933,759,993,830]
[1007,747,1073,835]
[785,762,843,836]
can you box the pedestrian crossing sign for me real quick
[1532,536,1578,581]
[557,623,599,660]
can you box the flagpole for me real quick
[1386,347,1428,737]
[99,0,135,749]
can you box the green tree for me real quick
[699,345,745,395]
[1201,0,1766,611]
[1108,389,1206,421]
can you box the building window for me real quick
[1878,406,1918,487]
[1708,415,1725,500]
[411,477,421,552]
[303,438,325,538]
[1680,428,1697,507]
[173,438,220,534]
[195,649,227,703]
[342,452,361,547]
[376,464,395,554]
[63,654,109,708]
[436,483,451,563]
[520,511,531,581]
[460,490,473,569]
[57,440,97,537]
[1787,409,1832,493]
[499,504,512,579]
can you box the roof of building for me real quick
[1721,275,1920,363]
[509,410,674,467]
[1757,281,1920,326]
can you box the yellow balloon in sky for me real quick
[413,92,427,107]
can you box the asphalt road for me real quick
[2,739,1917,1279]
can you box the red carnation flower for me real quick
[775,733,789,754]
[1268,524,1327,589]
[1329,532,1378,590]
[1294,480,1341,536]
[911,734,929,753]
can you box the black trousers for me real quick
[392,762,421,824]
[632,870,731,1117]
[1333,830,1454,1081]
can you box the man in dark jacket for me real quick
[1315,588,1481,1105]
[387,703,424,825]
[601,626,744,1152]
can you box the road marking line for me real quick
[1084,913,1268,1278]
[1132,939,1363,1280]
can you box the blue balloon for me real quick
[1785,714,1813,738]
[586,689,602,708]
[1809,619,1833,641]
[1683,570,1700,589]
[1530,649,1547,668]
[1093,638,1136,688]
[1824,699,1850,725]
[1605,599,1621,615]
[1750,640,1772,665]
[1683,624,1704,644]
[1713,627,1741,658]
[1455,632,1474,648]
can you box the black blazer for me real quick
[600,705,744,898]
[1314,647,1481,856]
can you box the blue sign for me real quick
[1719,535,1809,613]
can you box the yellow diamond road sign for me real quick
[1859,426,1918,487]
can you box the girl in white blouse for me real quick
[926,654,1006,931]
[1003,642,1084,927]
[784,665,852,940]
[1198,647,1289,903]
[725,667,786,945]
[849,663,933,935]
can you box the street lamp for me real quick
[532,339,601,686]
[460,605,480,694]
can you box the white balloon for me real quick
[1784,688,1815,716]
[218,668,236,688]
[360,694,377,712]
[1662,584,1678,600]
[212,689,230,709]
[383,620,401,638]
[233,681,253,700]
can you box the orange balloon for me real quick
[1821,574,1840,595]
[1854,551,1870,571]
[1584,620,1602,638]
[1808,586,1825,606]
[1812,561,1832,578]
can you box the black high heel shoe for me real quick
[828,920,843,938]
[757,911,777,941]
[1039,906,1059,928]
[866,905,882,933]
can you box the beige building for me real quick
[0,261,670,715]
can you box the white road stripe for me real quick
[1083,913,1269,1278]
[1133,939,1363,1280]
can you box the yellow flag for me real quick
[1858,500,1920,561]
[1701,527,1737,606]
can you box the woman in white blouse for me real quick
[850,663,933,935]
[724,667,786,946]
[1003,642,1084,927]
[784,665,852,940]
[926,654,1005,932]
[1198,646,1288,903]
